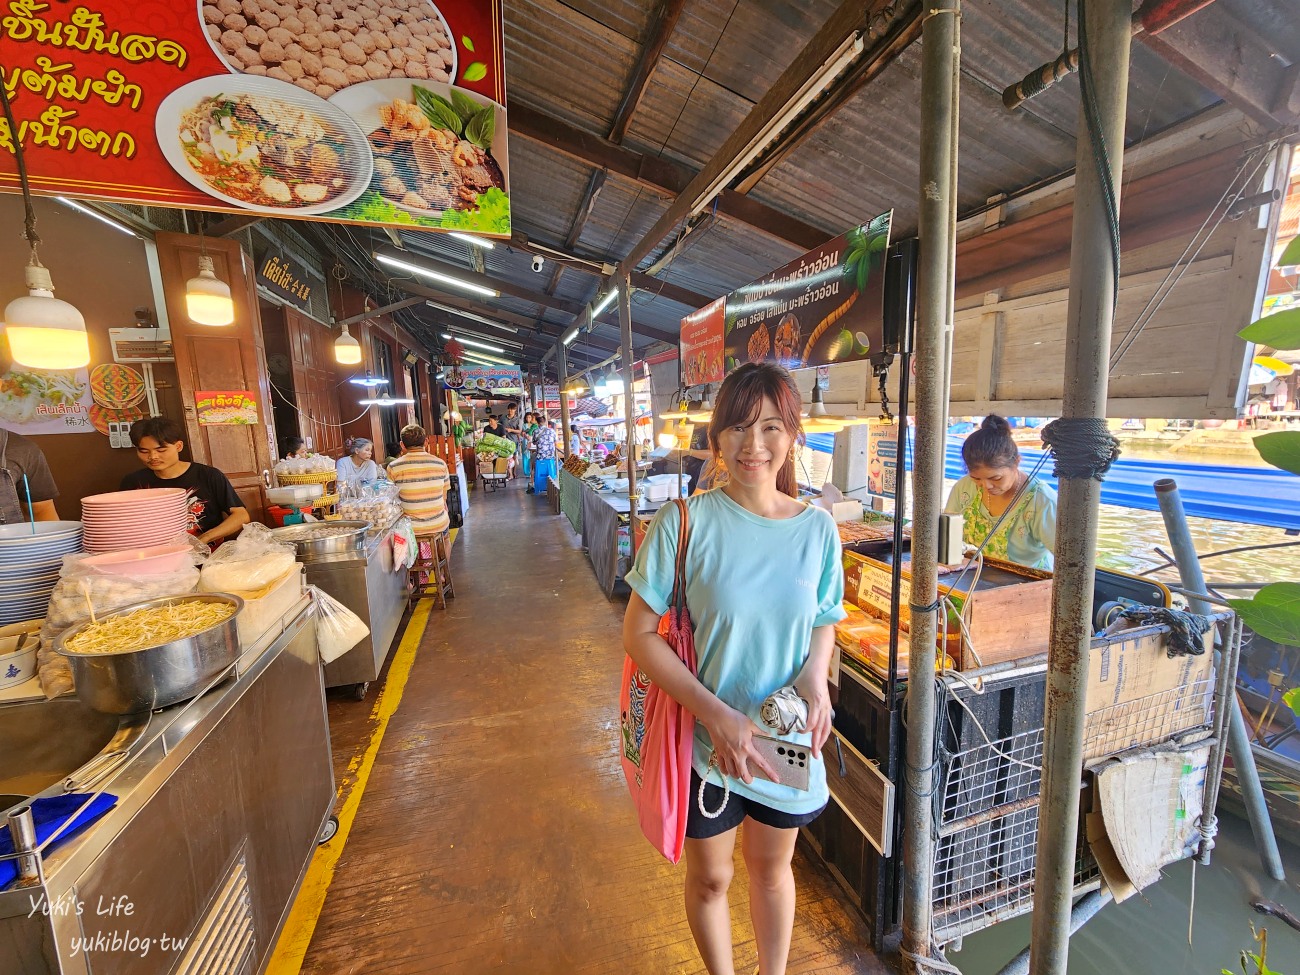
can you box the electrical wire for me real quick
[268,378,375,430]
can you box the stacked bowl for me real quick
[0,521,83,625]
[81,489,190,554]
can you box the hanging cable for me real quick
[1077,0,1121,317]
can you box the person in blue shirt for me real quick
[944,414,1057,569]
[624,363,844,975]
[336,437,380,491]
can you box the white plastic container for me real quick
[232,567,305,648]
[267,484,324,506]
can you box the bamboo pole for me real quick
[1029,1,1132,972]
[900,2,960,970]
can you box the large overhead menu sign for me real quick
[688,212,891,375]
[443,364,520,391]
[0,0,510,236]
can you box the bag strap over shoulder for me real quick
[668,498,691,613]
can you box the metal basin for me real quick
[0,698,142,808]
[55,594,244,715]
[270,521,371,561]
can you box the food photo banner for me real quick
[195,389,257,424]
[0,0,511,235]
[676,213,893,380]
[443,363,519,391]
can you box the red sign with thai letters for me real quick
[0,0,510,234]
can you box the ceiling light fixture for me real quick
[562,327,579,345]
[55,197,140,238]
[375,253,498,298]
[448,232,494,249]
[423,300,517,334]
[592,288,619,317]
[348,372,388,388]
[360,391,415,407]
[2,83,90,370]
[185,253,235,326]
[334,322,362,365]
[461,350,518,367]
[441,332,504,354]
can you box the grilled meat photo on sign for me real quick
[747,322,771,363]
[366,89,504,213]
[774,314,801,365]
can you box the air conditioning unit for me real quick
[109,328,174,363]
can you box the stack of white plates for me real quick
[81,489,191,554]
[0,521,83,625]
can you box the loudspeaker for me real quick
[882,237,918,356]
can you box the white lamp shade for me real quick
[335,330,362,365]
[185,256,234,326]
[5,286,90,370]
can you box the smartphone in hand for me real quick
[750,735,811,791]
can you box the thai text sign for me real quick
[0,0,511,236]
[195,389,257,425]
[443,364,520,391]
[679,297,725,387]
[257,251,313,310]
[532,384,575,411]
[0,367,93,434]
[721,212,892,372]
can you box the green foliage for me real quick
[461,35,475,52]
[1234,234,1300,646]
[1222,925,1280,975]
[1279,234,1300,268]
[1228,583,1300,647]
[438,188,511,235]
[1239,308,1300,350]
[1284,686,1300,718]
[342,192,433,226]
[464,106,496,151]
[1254,431,1300,476]
[462,62,488,83]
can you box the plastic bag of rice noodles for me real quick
[200,523,297,593]
[477,432,516,457]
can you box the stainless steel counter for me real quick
[306,518,409,697]
[0,596,334,975]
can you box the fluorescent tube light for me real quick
[448,232,494,249]
[57,197,140,238]
[441,332,504,354]
[592,289,618,316]
[462,351,518,367]
[375,253,498,298]
[562,328,579,345]
[423,300,517,334]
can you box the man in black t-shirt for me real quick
[120,417,249,545]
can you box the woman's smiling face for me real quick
[715,395,793,488]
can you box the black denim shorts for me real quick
[685,769,827,840]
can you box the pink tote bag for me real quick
[619,498,696,863]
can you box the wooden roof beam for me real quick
[510,104,830,252]
[609,0,688,142]
[1138,3,1300,128]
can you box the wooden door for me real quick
[155,232,274,524]
[284,307,345,457]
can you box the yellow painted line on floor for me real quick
[265,599,434,975]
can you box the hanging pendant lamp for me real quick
[334,322,362,365]
[1,85,89,369]
[185,254,235,326]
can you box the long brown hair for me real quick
[708,363,804,498]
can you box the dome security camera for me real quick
[532,255,545,273]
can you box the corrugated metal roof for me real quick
[311,0,1286,367]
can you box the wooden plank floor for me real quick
[304,484,889,975]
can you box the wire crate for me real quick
[932,727,1099,944]
[1081,676,1216,766]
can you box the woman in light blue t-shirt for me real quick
[625,363,845,975]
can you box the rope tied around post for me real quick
[1114,606,1212,657]
[1040,417,1120,480]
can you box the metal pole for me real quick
[1029,2,1131,972]
[901,2,959,970]
[559,345,574,461]
[1154,478,1284,880]
[996,891,1112,975]
[6,805,39,884]
[618,279,641,554]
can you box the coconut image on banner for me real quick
[723,212,891,372]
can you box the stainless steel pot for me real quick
[55,594,244,715]
[269,521,371,561]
